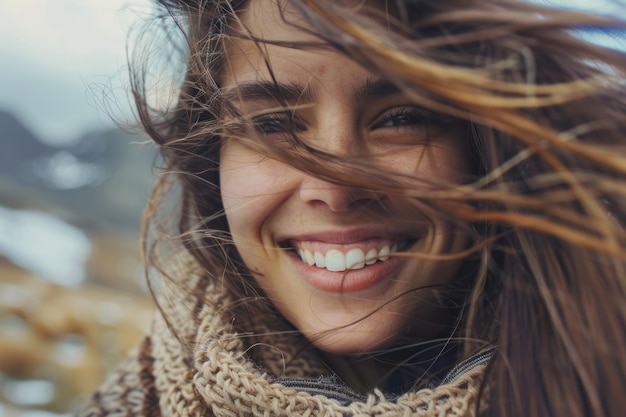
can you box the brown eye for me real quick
[372,106,455,131]
[252,112,305,135]
[374,107,428,128]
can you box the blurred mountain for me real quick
[0,109,157,232]
[0,110,49,175]
[0,112,157,414]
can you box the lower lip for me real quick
[289,252,403,293]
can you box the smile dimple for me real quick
[293,242,407,272]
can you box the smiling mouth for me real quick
[283,239,416,272]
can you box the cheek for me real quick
[221,153,266,238]
[220,142,297,238]
[384,147,470,188]
[409,139,472,183]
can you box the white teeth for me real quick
[378,245,390,261]
[298,249,316,266]
[304,249,315,266]
[365,248,378,265]
[297,244,399,271]
[314,251,325,268]
[346,248,365,270]
[325,249,346,272]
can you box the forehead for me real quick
[223,0,365,86]
[221,0,384,86]
[234,0,316,43]
[224,0,327,76]
[226,0,394,58]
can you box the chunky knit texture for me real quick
[78,260,489,417]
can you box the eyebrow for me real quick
[221,77,403,107]
[352,79,403,102]
[221,80,314,104]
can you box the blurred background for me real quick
[0,0,623,416]
[0,1,155,415]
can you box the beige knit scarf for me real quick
[78,267,488,417]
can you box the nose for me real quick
[297,107,379,211]
[298,175,378,212]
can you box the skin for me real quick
[219,0,472,369]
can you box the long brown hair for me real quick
[131,1,626,416]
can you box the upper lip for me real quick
[275,226,420,246]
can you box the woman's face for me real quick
[220,0,472,354]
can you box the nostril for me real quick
[298,176,378,213]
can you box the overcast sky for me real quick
[0,0,152,145]
[0,0,623,146]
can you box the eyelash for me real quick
[251,112,305,135]
[249,106,452,136]
[372,106,442,130]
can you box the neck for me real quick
[321,339,461,395]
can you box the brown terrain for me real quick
[0,110,157,415]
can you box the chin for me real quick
[304,326,399,355]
